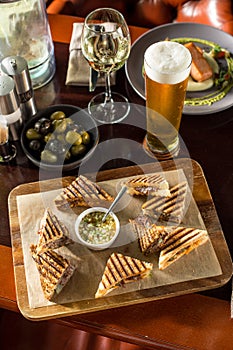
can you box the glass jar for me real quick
[0,0,56,89]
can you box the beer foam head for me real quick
[144,41,192,84]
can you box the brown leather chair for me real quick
[46,0,233,35]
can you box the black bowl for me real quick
[21,104,99,171]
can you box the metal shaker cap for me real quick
[1,56,32,94]
[0,75,19,115]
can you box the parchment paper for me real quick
[16,170,222,309]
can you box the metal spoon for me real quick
[102,185,127,222]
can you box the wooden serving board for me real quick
[8,159,232,320]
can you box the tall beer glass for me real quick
[144,41,192,158]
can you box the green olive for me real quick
[26,128,42,140]
[71,144,86,156]
[65,118,73,125]
[56,133,66,143]
[41,150,57,163]
[81,131,91,145]
[53,119,67,133]
[65,130,82,145]
[50,111,66,121]
[44,133,55,143]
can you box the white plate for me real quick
[125,23,233,115]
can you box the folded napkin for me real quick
[65,23,116,87]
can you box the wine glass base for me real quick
[88,92,130,124]
[143,137,180,161]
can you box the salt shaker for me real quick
[1,56,37,121]
[0,75,22,141]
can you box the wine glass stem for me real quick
[104,73,112,104]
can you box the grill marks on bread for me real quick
[38,209,72,251]
[130,214,171,254]
[55,175,114,210]
[107,253,150,280]
[125,173,170,197]
[161,227,206,253]
[142,181,188,223]
[30,244,77,300]
[95,253,153,298]
[159,227,209,270]
[139,224,173,255]
[129,176,209,269]
[32,209,75,300]
[130,215,209,270]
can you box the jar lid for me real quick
[0,75,19,115]
[1,56,32,93]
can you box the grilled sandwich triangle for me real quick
[30,244,77,301]
[125,173,170,197]
[37,208,73,251]
[55,175,114,210]
[158,227,209,270]
[142,181,188,223]
[130,214,185,255]
[95,252,153,298]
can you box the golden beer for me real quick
[144,41,192,156]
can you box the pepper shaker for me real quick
[0,75,22,141]
[1,56,37,121]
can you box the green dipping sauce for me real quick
[79,211,116,244]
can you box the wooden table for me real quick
[1,13,233,350]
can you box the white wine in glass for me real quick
[81,8,131,124]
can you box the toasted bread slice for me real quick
[142,181,188,223]
[138,225,171,255]
[125,174,170,197]
[158,227,209,270]
[95,252,153,298]
[37,208,73,251]
[30,244,77,300]
[130,214,164,253]
[54,175,114,210]
[130,215,177,255]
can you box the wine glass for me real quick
[81,8,131,124]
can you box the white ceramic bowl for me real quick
[74,207,120,250]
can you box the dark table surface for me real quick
[1,37,233,306]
